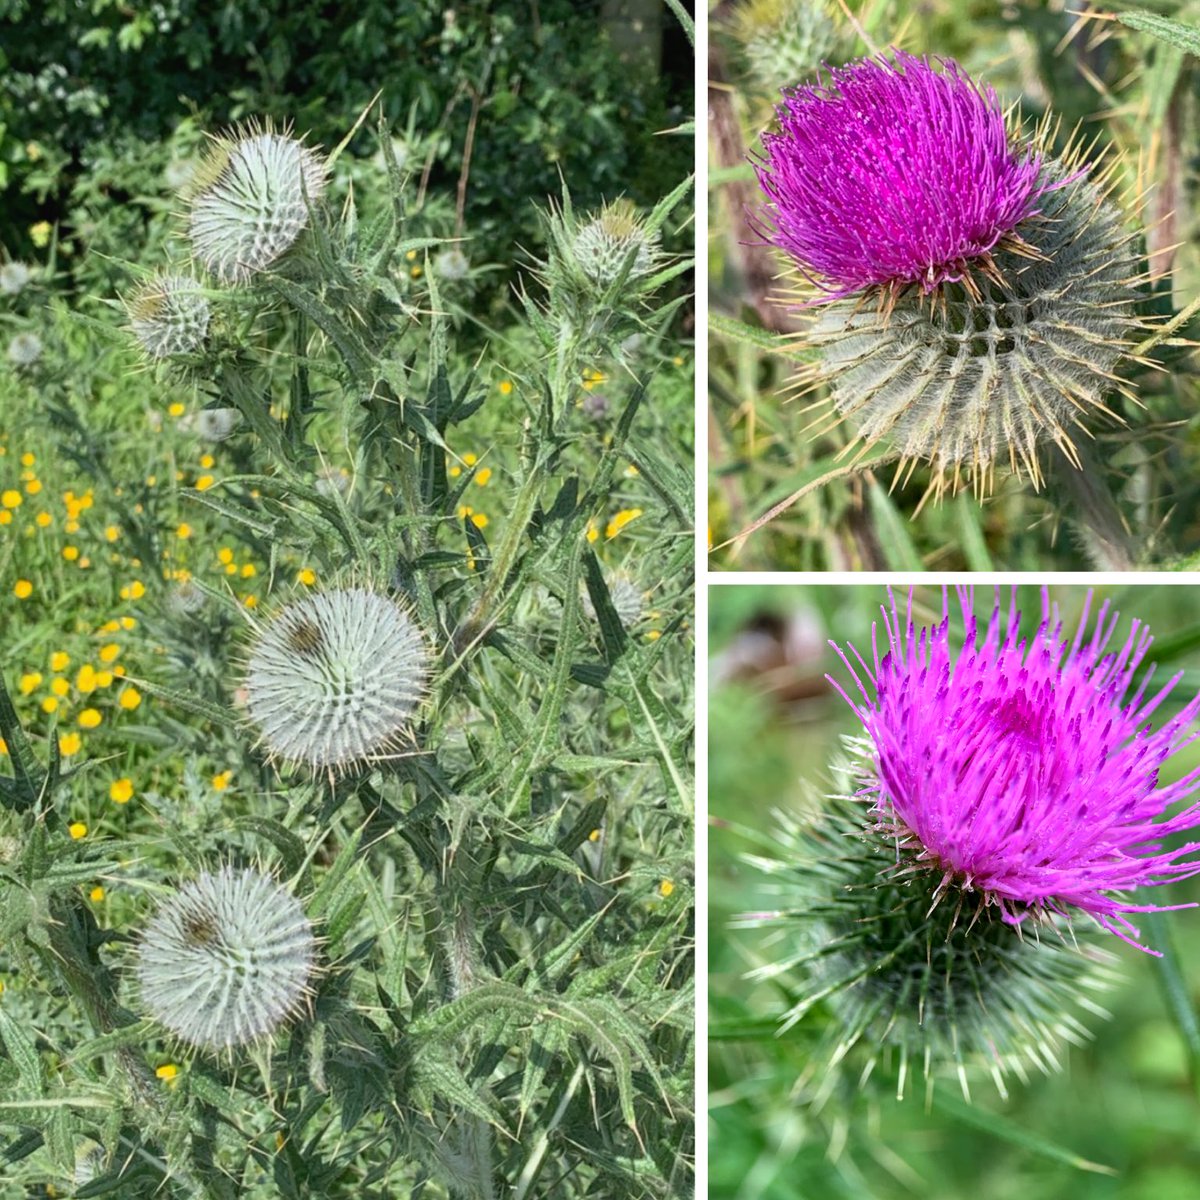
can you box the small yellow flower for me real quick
[118,687,142,711]
[62,545,79,561]
[110,778,133,804]
[195,474,215,491]
[64,519,80,534]
[297,567,316,586]
[50,677,69,697]
[49,650,70,672]
[448,465,462,478]
[2,489,22,508]
[588,828,602,842]
[212,770,233,791]
[240,563,256,578]
[646,629,662,642]
[99,619,119,633]
[30,221,52,248]
[118,580,146,600]
[20,453,34,468]
[13,580,32,599]
[104,525,119,542]
[406,249,418,262]
[0,510,11,526]
[95,670,113,688]
[67,821,87,839]
[410,265,423,278]
[475,467,492,487]
[98,643,120,664]
[244,595,258,608]
[176,523,192,539]
[35,511,51,527]
[658,879,675,898]
[224,562,238,576]
[25,480,42,495]
[120,617,136,630]
[463,453,478,467]
[155,1064,178,1082]
[470,512,489,529]
[41,697,59,714]
[199,454,214,469]
[604,507,643,540]
[217,547,234,565]
[168,402,186,418]
[90,886,105,902]
[78,708,102,730]
[586,522,599,544]
[18,671,42,695]
[498,380,513,396]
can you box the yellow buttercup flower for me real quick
[110,778,133,804]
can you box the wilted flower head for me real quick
[126,273,210,359]
[244,585,428,774]
[757,51,1049,297]
[0,261,33,296]
[186,122,327,284]
[571,198,660,287]
[830,589,1200,953]
[137,866,315,1049]
[7,331,43,366]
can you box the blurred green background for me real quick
[710,583,1200,1199]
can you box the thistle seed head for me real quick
[0,261,33,296]
[434,248,471,280]
[186,122,327,284]
[571,199,660,287]
[6,332,43,366]
[243,586,428,774]
[180,406,242,442]
[137,866,315,1050]
[126,273,211,359]
[804,164,1141,492]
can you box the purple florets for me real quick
[757,51,1049,296]
[829,589,1200,953]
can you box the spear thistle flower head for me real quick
[571,198,661,287]
[756,51,1050,297]
[829,589,1200,953]
[137,866,315,1049]
[186,121,327,284]
[126,273,210,359]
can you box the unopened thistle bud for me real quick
[583,572,644,628]
[137,866,315,1050]
[186,122,327,284]
[126,273,210,359]
[756,52,1146,493]
[571,198,660,287]
[0,261,32,296]
[723,0,841,94]
[434,248,471,281]
[243,586,428,774]
[6,332,42,366]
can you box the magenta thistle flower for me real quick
[829,589,1200,954]
[756,51,1051,297]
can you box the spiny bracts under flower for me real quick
[756,51,1050,297]
[244,585,428,774]
[136,866,315,1049]
[829,589,1200,953]
[742,789,1114,1099]
[805,164,1141,492]
[571,198,661,287]
[186,122,327,284]
[723,0,842,97]
[126,273,211,359]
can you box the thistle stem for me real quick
[1049,443,1136,571]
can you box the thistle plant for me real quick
[137,865,315,1049]
[755,51,1148,495]
[126,272,211,359]
[737,588,1200,1103]
[0,90,693,1199]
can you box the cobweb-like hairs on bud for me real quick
[186,121,327,284]
[243,585,429,774]
[802,164,1142,493]
[126,273,210,359]
[137,866,315,1050]
[571,198,661,287]
[723,0,842,95]
[582,572,645,628]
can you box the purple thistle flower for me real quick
[829,589,1200,954]
[756,51,1051,297]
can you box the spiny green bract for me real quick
[802,164,1141,496]
[723,0,842,93]
[136,866,315,1050]
[571,198,661,288]
[742,762,1114,1101]
[243,586,428,774]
